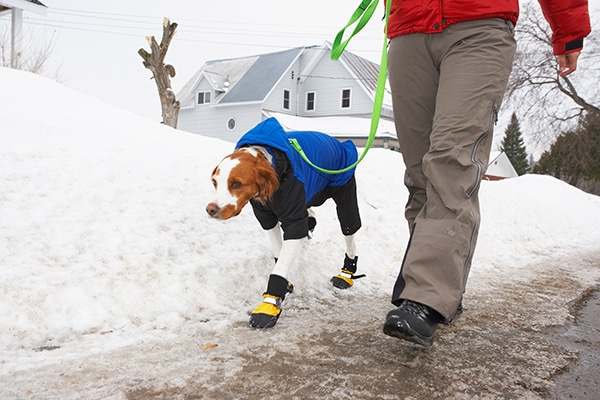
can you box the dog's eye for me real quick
[230,181,242,189]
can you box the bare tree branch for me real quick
[504,2,599,149]
[557,75,600,114]
[0,23,59,78]
[138,18,180,128]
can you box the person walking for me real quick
[382,0,591,346]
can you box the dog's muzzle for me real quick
[206,202,220,218]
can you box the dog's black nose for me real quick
[206,202,220,218]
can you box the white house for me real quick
[485,150,519,180]
[176,42,518,178]
[0,0,47,68]
[176,42,397,149]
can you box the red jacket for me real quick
[386,0,591,55]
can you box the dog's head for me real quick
[206,147,279,220]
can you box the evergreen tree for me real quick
[532,111,600,194]
[501,113,530,175]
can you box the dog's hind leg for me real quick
[344,234,356,259]
[331,234,365,289]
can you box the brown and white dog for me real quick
[205,118,363,329]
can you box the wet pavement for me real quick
[546,286,600,400]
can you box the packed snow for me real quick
[1,67,600,398]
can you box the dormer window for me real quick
[197,91,211,105]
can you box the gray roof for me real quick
[218,47,303,104]
[340,50,380,94]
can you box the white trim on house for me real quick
[0,0,47,14]
[298,46,328,84]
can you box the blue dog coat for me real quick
[235,118,361,240]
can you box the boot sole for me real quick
[330,276,352,289]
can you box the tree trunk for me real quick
[138,18,180,128]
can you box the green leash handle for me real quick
[290,0,392,175]
[330,0,381,61]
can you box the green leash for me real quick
[289,0,391,174]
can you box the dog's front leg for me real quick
[250,237,307,329]
[265,225,283,260]
[272,238,306,278]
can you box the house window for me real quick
[341,88,351,109]
[283,89,290,110]
[197,91,211,105]
[306,92,316,111]
[227,118,236,131]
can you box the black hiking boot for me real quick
[383,300,444,347]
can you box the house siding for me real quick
[262,58,301,115]
[298,57,373,117]
[178,103,263,143]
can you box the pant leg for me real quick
[390,19,516,319]
[388,32,438,229]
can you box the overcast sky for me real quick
[2,0,599,121]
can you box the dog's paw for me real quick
[330,269,366,289]
[249,312,279,329]
[330,254,365,289]
[249,295,282,329]
[330,274,354,289]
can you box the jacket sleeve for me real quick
[538,0,591,55]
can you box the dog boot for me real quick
[331,254,366,289]
[249,274,293,329]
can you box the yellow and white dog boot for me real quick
[330,254,366,289]
[249,274,293,329]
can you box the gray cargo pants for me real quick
[388,19,517,319]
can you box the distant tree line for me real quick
[499,110,600,195]
[533,112,600,194]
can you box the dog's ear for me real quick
[254,163,279,204]
[210,165,219,185]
